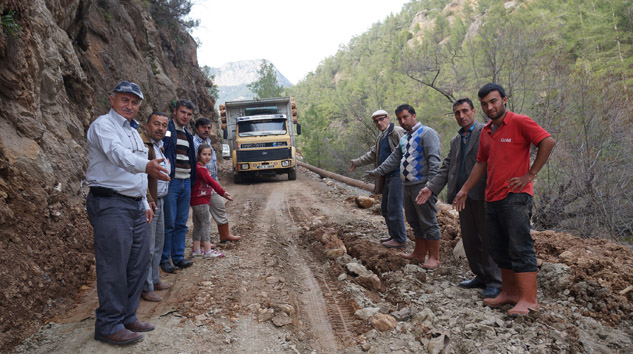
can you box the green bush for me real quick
[149,0,199,30]
[1,10,23,38]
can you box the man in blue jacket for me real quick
[161,99,197,273]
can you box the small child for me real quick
[191,144,233,259]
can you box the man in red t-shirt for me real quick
[453,83,556,315]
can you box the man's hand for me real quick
[145,208,154,224]
[349,161,356,172]
[508,173,535,192]
[146,158,171,181]
[416,187,432,205]
[222,192,234,201]
[364,169,378,178]
[149,200,157,213]
[452,190,468,212]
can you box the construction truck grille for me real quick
[240,142,288,149]
[237,148,291,162]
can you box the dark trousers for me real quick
[381,175,407,243]
[87,193,149,336]
[485,193,537,273]
[459,197,501,288]
[403,183,441,240]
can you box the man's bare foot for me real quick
[399,239,428,261]
[398,252,425,261]
[422,258,440,269]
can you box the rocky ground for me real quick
[11,162,633,353]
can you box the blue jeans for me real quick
[381,175,407,243]
[162,178,191,265]
[485,193,537,273]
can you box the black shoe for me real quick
[160,263,179,273]
[481,286,502,298]
[174,259,193,268]
[458,278,486,289]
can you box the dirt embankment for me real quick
[0,0,218,350]
[11,165,633,353]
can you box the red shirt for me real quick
[477,111,550,202]
[191,163,226,206]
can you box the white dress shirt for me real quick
[86,109,150,209]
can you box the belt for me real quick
[89,187,143,201]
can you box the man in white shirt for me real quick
[86,81,169,345]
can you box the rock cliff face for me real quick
[0,0,215,349]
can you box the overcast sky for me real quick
[191,0,410,84]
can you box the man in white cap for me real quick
[86,81,170,345]
[350,109,407,248]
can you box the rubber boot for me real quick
[422,239,440,269]
[218,223,240,242]
[484,268,520,307]
[399,238,428,262]
[507,272,540,315]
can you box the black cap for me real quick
[113,81,144,100]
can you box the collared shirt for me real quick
[477,111,551,202]
[150,137,170,198]
[408,122,422,136]
[193,134,218,180]
[86,109,150,209]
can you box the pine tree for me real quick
[248,60,284,99]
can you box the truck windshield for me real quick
[238,119,287,137]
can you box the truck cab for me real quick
[220,98,301,183]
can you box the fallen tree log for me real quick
[297,161,375,193]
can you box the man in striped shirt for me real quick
[160,99,197,273]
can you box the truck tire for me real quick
[234,173,243,184]
[288,167,297,180]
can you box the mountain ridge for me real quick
[207,59,292,103]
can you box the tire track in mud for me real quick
[260,187,340,353]
[281,188,360,347]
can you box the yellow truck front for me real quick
[220,97,300,183]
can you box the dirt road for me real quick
[15,166,633,353]
[15,167,373,353]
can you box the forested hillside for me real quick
[289,0,633,240]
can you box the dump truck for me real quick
[220,97,301,184]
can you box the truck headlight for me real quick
[281,160,290,167]
[240,163,250,170]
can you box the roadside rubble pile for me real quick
[301,173,633,352]
[302,216,633,353]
